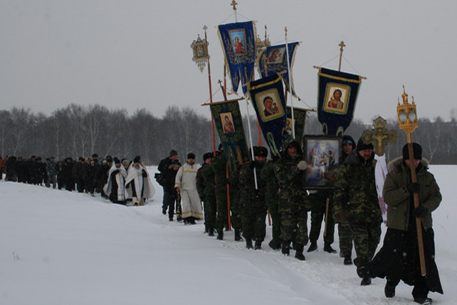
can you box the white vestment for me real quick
[174,163,203,220]
[125,163,155,203]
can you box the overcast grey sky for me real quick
[1,0,456,123]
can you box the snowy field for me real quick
[1,165,456,305]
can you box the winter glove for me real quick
[413,205,428,218]
[142,170,148,178]
[406,182,421,193]
[249,161,256,169]
[297,160,308,171]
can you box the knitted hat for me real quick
[187,153,196,159]
[402,142,422,160]
[356,138,374,152]
[133,156,141,163]
[169,150,178,157]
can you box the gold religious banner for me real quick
[361,116,398,156]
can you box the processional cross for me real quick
[361,116,398,156]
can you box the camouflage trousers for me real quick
[215,187,242,232]
[203,194,217,229]
[279,202,308,247]
[267,197,281,245]
[350,220,381,275]
[337,220,353,257]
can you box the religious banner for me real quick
[316,67,363,136]
[248,74,287,157]
[218,21,256,94]
[285,106,307,146]
[258,42,299,96]
[209,99,250,170]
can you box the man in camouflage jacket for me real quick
[334,138,382,286]
[239,146,268,250]
[274,139,309,261]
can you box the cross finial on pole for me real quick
[231,0,238,10]
[338,41,346,71]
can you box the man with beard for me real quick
[104,158,128,204]
[334,138,382,286]
[175,153,203,224]
[125,156,155,206]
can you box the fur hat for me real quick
[203,152,213,161]
[169,150,178,157]
[356,138,374,152]
[253,146,268,157]
[187,153,196,159]
[402,142,422,160]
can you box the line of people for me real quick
[157,136,442,305]
[2,154,155,206]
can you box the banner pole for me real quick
[284,27,295,139]
[204,26,217,153]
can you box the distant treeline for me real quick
[1,104,456,164]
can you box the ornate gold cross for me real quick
[361,116,398,156]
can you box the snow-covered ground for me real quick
[1,165,456,305]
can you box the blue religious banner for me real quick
[209,98,250,170]
[248,74,287,157]
[316,67,363,136]
[258,42,299,96]
[218,21,256,95]
[285,106,308,146]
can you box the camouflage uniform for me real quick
[239,160,267,245]
[260,159,281,249]
[333,149,382,277]
[274,141,309,256]
[197,160,217,234]
[212,150,242,240]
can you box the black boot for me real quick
[324,242,337,253]
[268,239,281,250]
[208,226,215,236]
[360,277,371,286]
[254,240,262,250]
[384,280,397,298]
[234,229,243,241]
[246,238,253,249]
[204,225,208,233]
[343,255,353,265]
[307,241,317,252]
[281,242,290,256]
[217,230,223,240]
[295,245,306,261]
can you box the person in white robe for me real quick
[174,153,203,224]
[103,158,128,204]
[125,156,155,206]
